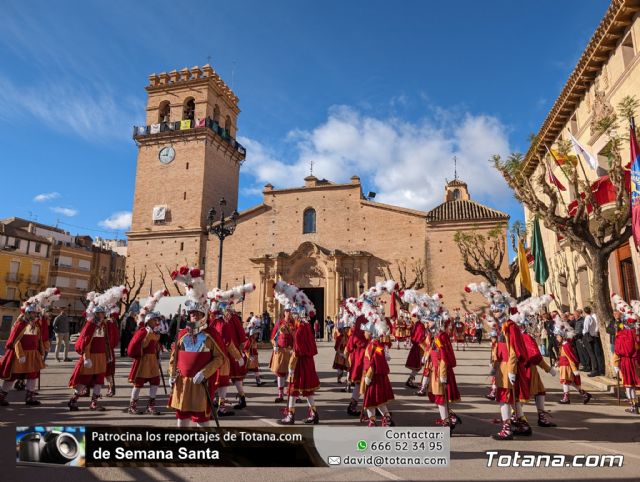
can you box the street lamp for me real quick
[207,198,239,288]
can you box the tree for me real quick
[383,258,425,291]
[454,222,520,296]
[492,95,639,376]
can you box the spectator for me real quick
[474,316,483,344]
[121,313,137,357]
[326,316,334,341]
[607,310,621,354]
[53,308,71,362]
[314,319,321,340]
[572,310,591,372]
[544,313,559,366]
[261,311,271,342]
[583,306,605,376]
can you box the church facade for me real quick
[127,65,509,320]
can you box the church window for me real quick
[303,208,316,234]
[158,101,171,124]
[183,98,195,121]
[452,188,460,200]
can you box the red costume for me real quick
[361,340,394,409]
[347,316,369,383]
[127,327,160,387]
[68,319,112,389]
[288,321,320,397]
[405,320,426,371]
[613,329,640,388]
[211,312,247,383]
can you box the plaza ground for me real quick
[2,340,639,481]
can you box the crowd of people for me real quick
[1,276,638,436]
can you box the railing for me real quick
[5,273,22,282]
[132,117,246,156]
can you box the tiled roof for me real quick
[426,200,509,222]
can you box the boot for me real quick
[381,414,394,427]
[146,398,161,415]
[537,410,556,427]
[449,411,462,426]
[274,395,285,403]
[278,409,295,425]
[416,387,427,397]
[0,390,9,407]
[68,394,79,411]
[304,407,319,424]
[624,399,639,414]
[347,399,361,417]
[512,416,532,436]
[405,375,418,389]
[90,395,106,411]
[492,421,513,440]
[579,390,592,405]
[14,379,25,391]
[234,395,247,410]
[368,416,377,427]
[25,390,41,406]
[217,400,235,417]
[485,387,497,401]
[558,392,570,404]
[256,378,265,387]
[128,399,143,415]
[435,418,454,431]
[295,397,303,404]
[106,382,116,398]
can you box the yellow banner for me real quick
[518,238,533,294]
[180,119,191,130]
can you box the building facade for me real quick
[521,0,640,309]
[126,66,510,321]
[0,219,51,337]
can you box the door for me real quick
[302,287,324,336]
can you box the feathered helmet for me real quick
[208,282,255,314]
[465,282,516,317]
[401,289,447,331]
[85,285,128,321]
[611,294,639,330]
[274,281,316,320]
[21,287,61,314]
[171,266,207,315]
[553,313,574,339]
[515,294,554,328]
[139,289,169,325]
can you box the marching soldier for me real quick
[270,308,295,402]
[555,318,592,405]
[127,311,163,415]
[361,317,395,427]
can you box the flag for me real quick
[517,237,533,294]
[630,117,640,247]
[531,216,549,285]
[180,119,192,130]
[568,131,598,170]
[150,123,161,134]
[544,159,566,191]
[549,147,578,167]
[195,117,206,128]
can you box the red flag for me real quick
[545,159,566,191]
[629,117,640,247]
[390,291,398,320]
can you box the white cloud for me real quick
[99,211,132,230]
[50,206,78,217]
[0,75,143,142]
[34,192,60,202]
[240,105,512,212]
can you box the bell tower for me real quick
[126,65,246,293]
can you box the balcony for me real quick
[132,117,246,156]
[5,273,22,282]
[29,275,44,285]
[567,172,629,219]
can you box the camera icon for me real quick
[18,431,81,465]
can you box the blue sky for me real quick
[0,0,607,241]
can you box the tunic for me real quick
[269,318,294,377]
[361,340,394,409]
[288,321,320,397]
[0,319,45,381]
[128,327,161,385]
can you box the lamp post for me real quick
[207,198,239,289]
